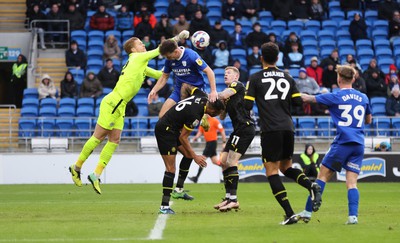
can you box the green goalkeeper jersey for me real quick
[112,48,162,103]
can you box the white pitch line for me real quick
[147,202,173,240]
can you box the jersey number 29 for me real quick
[262,78,290,100]
[338,104,365,127]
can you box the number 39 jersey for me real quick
[316,89,371,145]
[246,67,300,132]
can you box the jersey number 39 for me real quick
[262,78,290,100]
[338,104,365,127]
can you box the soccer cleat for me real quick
[296,210,312,223]
[280,214,298,225]
[171,190,194,200]
[87,173,101,194]
[159,207,176,214]
[310,183,322,212]
[219,200,240,212]
[345,215,358,225]
[188,176,198,183]
[213,198,229,210]
[69,165,82,187]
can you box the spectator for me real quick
[148,93,163,116]
[65,40,86,69]
[133,3,157,28]
[97,59,120,89]
[240,0,259,23]
[388,73,400,92]
[60,71,78,98]
[172,14,190,36]
[340,0,359,12]
[374,141,392,151]
[291,0,310,22]
[284,32,303,55]
[247,45,261,67]
[79,71,103,98]
[90,4,115,31]
[322,62,338,89]
[188,10,211,35]
[47,3,66,44]
[267,32,284,52]
[229,23,247,49]
[38,74,57,100]
[134,13,154,40]
[365,69,388,98]
[299,144,320,181]
[116,5,133,31]
[213,41,232,69]
[129,0,156,13]
[26,4,47,50]
[222,0,241,21]
[363,58,385,81]
[125,99,138,117]
[209,21,230,48]
[352,68,367,94]
[9,54,27,108]
[378,0,400,20]
[309,0,325,21]
[154,14,173,42]
[285,42,304,69]
[103,34,121,60]
[306,56,323,86]
[185,0,207,20]
[63,3,85,31]
[296,68,320,95]
[320,49,340,69]
[349,13,368,43]
[195,46,213,67]
[233,59,249,82]
[142,35,155,51]
[271,0,293,21]
[168,0,185,20]
[386,86,400,116]
[276,51,285,69]
[389,11,400,43]
[245,22,269,48]
[85,0,104,11]
[66,0,87,17]
[344,54,362,71]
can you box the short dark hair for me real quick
[208,99,225,114]
[160,39,178,56]
[261,42,279,65]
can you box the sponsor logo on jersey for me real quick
[192,119,199,127]
[336,157,386,181]
[196,58,203,66]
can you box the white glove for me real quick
[173,30,190,42]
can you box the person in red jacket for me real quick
[90,4,115,31]
[306,56,324,87]
[133,3,157,29]
[385,64,400,85]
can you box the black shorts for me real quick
[261,130,294,162]
[203,140,217,157]
[155,123,181,155]
[223,124,255,154]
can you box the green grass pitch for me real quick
[0,182,399,242]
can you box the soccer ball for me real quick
[191,31,210,50]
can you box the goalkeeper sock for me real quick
[76,136,101,168]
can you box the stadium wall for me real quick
[0,152,399,184]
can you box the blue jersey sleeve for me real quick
[364,95,372,115]
[316,93,335,106]
[188,49,208,72]
[163,60,172,74]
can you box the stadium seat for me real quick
[88,30,104,42]
[77,97,95,109]
[355,39,372,51]
[240,20,253,33]
[134,97,148,106]
[206,1,222,12]
[137,104,148,116]
[37,118,56,137]
[328,1,341,12]
[346,10,362,19]
[270,20,287,33]
[321,20,338,33]
[318,30,335,41]
[374,118,391,136]
[57,106,75,117]
[371,97,387,106]
[371,103,386,116]
[71,30,87,44]
[376,48,393,60]
[76,106,94,117]
[22,98,39,110]
[337,39,354,50]
[23,88,39,99]
[288,20,303,33]
[148,118,158,135]
[364,123,375,136]
[87,49,103,60]
[320,48,334,59]
[131,118,148,136]
[121,118,131,137]
[304,20,320,32]
[338,20,351,31]
[373,20,389,31]
[357,49,374,60]
[317,117,335,136]
[231,49,247,59]
[336,30,351,40]
[298,118,316,136]
[21,107,38,117]
[40,98,57,109]
[69,68,85,79]
[87,59,103,72]
[378,58,394,73]
[339,48,356,60]
[122,30,134,42]
[59,98,76,109]
[56,119,74,137]
[259,11,273,22]
[75,119,92,137]
[365,10,378,21]
[329,11,345,22]
[319,40,336,52]
[87,39,104,52]
[302,40,318,50]
[19,118,37,137]
[105,30,122,40]
[289,68,299,79]
[39,107,57,117]
[267,30,282,42]
[148,59,157,69]
[391,117,400,136]
[300,30,317,41]
[359,58,371,70]
[207,10,221,22]
[372,29,388,41]
[221,20,235,33]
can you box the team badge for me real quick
[192,119,199,127]
[171,147,176,153]
[182,61,187,66]
[196,58,203,66]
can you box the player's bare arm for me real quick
[365,114,372,125]
[218,88,236,100]
[301,93,317,103]
[179,128,207,167]
[148,72,170,104]
[203,66,218,102]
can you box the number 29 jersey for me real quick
[245,67,300,132]
[316,89,371,145]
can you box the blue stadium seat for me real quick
[122,30,134,42]
[371,103,386,116]
[206,1,222,12]
[69,68,85,79]
[372,29,388,41]
[317,117,335,136]
[87,39,104,52]
[94,107,99,116]
[121,118,130,137]
[39,107,57,117]
[336,30,351,40]
[21,107,38,117]
[88,30,104,42]
[271,20,287,33]
[393,38,400,49]
[357,49,374,60]
[240,20,253,33]
[339,48,355,60]
[231,48,247,59]
[19,118,36,137]
[374,39,390,51]
[87,59,103,71]
[23,88,39,99]
[328,1,341,12]
[76,106,94,117]
[365,10,378,21]
[318,30,335,41]
[105,30,122,40]
[337,39,354,50]
[77,97,95,109]
[59,98,76,109]
[392,117,400,136]
[259,11,273,22]
[300,30,317,41]
[374,118,391,136]
[40,98,57,109]
[373,20,389,31]
[359,58,371,70]
[289,68,299,79]
[207,10,221,22]
[57,106,75,117]
[75,119,92,137]
[355,39,372,51]
[22,98,39,109]
[338,20,351,31]
[376,48,393,60]
[148,118,158,135]
[378,58,394,73]
[56,119,74,137]
[95,98,103,108]
[370,97,387,106]
[320,48,334,59]
[302,40,318,50]
[71,30,87,44]
[134,97,148,106]
[321,20,338,33]
[364,123,375,136]
[221,20,235,33]
[87,49,103,60]
[329,11,345,22]
[288,20,303,33]
[131,118,148,136]
[304,20,320,32]
[267,30,282,42]
[319,40,336,52]
[298,118,316,136]
[37,118,56,137]
[346,10,362,19]
[137,104,148,116]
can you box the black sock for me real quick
[283,167,312,190]
[223,169,230,198]
[268,174,294,217]
[226,166,239,201]
[195,166,203,178]
[161,171,175,207]
[176,157,192,188]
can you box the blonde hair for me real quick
[123,37,139,54]
[225,66,240,76]
[336,65,355,83]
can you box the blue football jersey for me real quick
[163,47,208,87]
[316,89,371,145]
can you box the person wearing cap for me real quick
[80,71,103,98]
[222,0,241,22]
[210,20,230,47]
[385,64,399,85]
[168,0,185,20]
[285,42,304,69]
[386,85,400,116]
[306,56,324,86]
[296,67,320,95]
[65,40,86,70]
[154,13,173,42]
[90,4,115,31]
[245,22,269,48]
[349,12,368,43]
